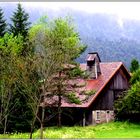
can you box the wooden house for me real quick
[44,52,131,126]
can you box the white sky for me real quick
[20,2,140,21]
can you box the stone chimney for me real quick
[86,52,101,79]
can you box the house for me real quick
[44,52,131,126]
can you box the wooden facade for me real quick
[91,67,130,111]
[85,65,130,125]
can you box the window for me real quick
[106,110,110,114]
[96,111,100,120]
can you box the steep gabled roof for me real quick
[61,62,130,108]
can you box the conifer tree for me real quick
[0,8,7,37]
[9,3,31,39]
[130,58,139,73]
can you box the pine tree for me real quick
[0,8,7,37]
[130,58,139,73]
[9,3,31,39]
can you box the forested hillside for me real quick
[1,3,140,68]
[77,38,140,68]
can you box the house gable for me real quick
[90,65,130,110]
[110,67,130,90]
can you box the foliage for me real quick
[69,66,84,77]
[130,68,140,84]
[0,33,24,55]
[80,90,96,102]
[130,59,139,73]
[66,93,81,104]
[84,90,96,96]
[0,33,25,133]
[9,3,31,39]
[0,122,140,138]
[0,8,7,37]
[115,81,140,115]
[0,33,39,133]
[115,67,140,120]
[0,5,39,134]
[29,16,86,129]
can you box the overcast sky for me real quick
[18,2,140,20]
[1,2,140,24]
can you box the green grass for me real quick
[0,121,140,138]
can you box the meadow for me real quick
[0,121,140,138]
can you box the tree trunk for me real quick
[58,94,62,127]
[57,71,62,127]
[4,115,7,134]
[3,91,11,134]
[29,105,40,139]
[40,122,43,139]
[30,125,33,139]
[30,117,36,139]
[40,106,45,139]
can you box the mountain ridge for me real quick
[1,3,140,68]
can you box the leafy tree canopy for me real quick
[115,66,140,120]
[0,33,24,56]
[115,81,140,115]
[130,68,140,84]
[29,16,87,129]
[0,33,38,133]
[29,16,86,62]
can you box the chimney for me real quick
[86,52,101,79]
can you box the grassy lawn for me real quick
[0,121,140,138]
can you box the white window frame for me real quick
[96,111,100,120]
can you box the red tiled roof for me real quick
[61,62,128,108]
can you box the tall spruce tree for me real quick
[130,58,139,73]
[9,3,31,39]
[0,8,7,37]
